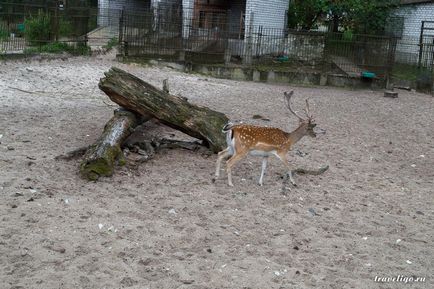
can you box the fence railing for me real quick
[1,3,432,90]
[0,2,120,53]
[121,13,405,78]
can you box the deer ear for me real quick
[284,91,294,97]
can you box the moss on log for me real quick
[80,108,143,180]
[98,67,229,152]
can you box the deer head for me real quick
[284,91,317,137]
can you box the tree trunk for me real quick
[80,108,145,180]
[98,67,229,152]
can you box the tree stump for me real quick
[384,90,398,98]
[80,108,146,180]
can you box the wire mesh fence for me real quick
[121,12,402,78]
[1,2,432,91]
[0,1,118,53]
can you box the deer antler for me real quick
[304,99,313,120]
[284,91,305,121]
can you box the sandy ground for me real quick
[0,53,433,289]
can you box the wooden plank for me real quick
[330,56,363,78]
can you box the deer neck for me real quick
[287,122,309,145]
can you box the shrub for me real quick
[0,27,8,40]
[73,42,91,55]
[40,41,70,53]
[24,10,51,46]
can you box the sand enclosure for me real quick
[0,54,433,288]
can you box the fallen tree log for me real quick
[292,165,329,176]
[98,67,229,153]
[80,108,146,180]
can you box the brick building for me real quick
[182,0,289,34]
[393,0,434,66]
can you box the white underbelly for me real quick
[249,150,276,157]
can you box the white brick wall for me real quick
[98,0,150,27]
[394,3,434,38]
[245,0,288,30]
[393,3,434,64]
[182,0,194,38]
[242,0,289,60]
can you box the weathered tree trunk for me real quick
[98,67,229,153]
[80,108,145,180]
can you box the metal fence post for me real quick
[243,12,254,65]
[223,9,231,65]
[53,1,59,42]
[119,8,125,55]
[386,36,398,89]
[431,40,434,96]
[418,21,425,68]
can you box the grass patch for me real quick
[0,27,9,40]
[103,37,119,51]
[392,63,433,92]
[391,63,431,81]
[24,42,91,55]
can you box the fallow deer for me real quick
[215,91,317,187]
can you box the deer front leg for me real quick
[226,151,247,187]
[287,170,296,186]
[215,148,231,178]
[276,152,296,186]
[258,156,268,186]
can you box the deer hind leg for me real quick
[258,156,268,186]
[275,152,296,186]
[215,147,232,178]
[226,151,248,187]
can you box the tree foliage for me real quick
[287,0,328,30]
[288,0,400,34]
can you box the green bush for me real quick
[342,29,354,41]
[24,10,51,46]
[103,37,119,51]
[40,41,70,53]
[73,42,91,55]
[0,27,9,40]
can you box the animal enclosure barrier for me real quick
[120,10,398,79]
[0,2,96,53]
[418,21,434,70]
[0,1,122,53]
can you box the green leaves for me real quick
[288,0,328,30]
[24,9,51,45]
[288,0,400,34]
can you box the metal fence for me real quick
[0,1,117,53]
[1,3,432,91]
[121,13,403,79]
